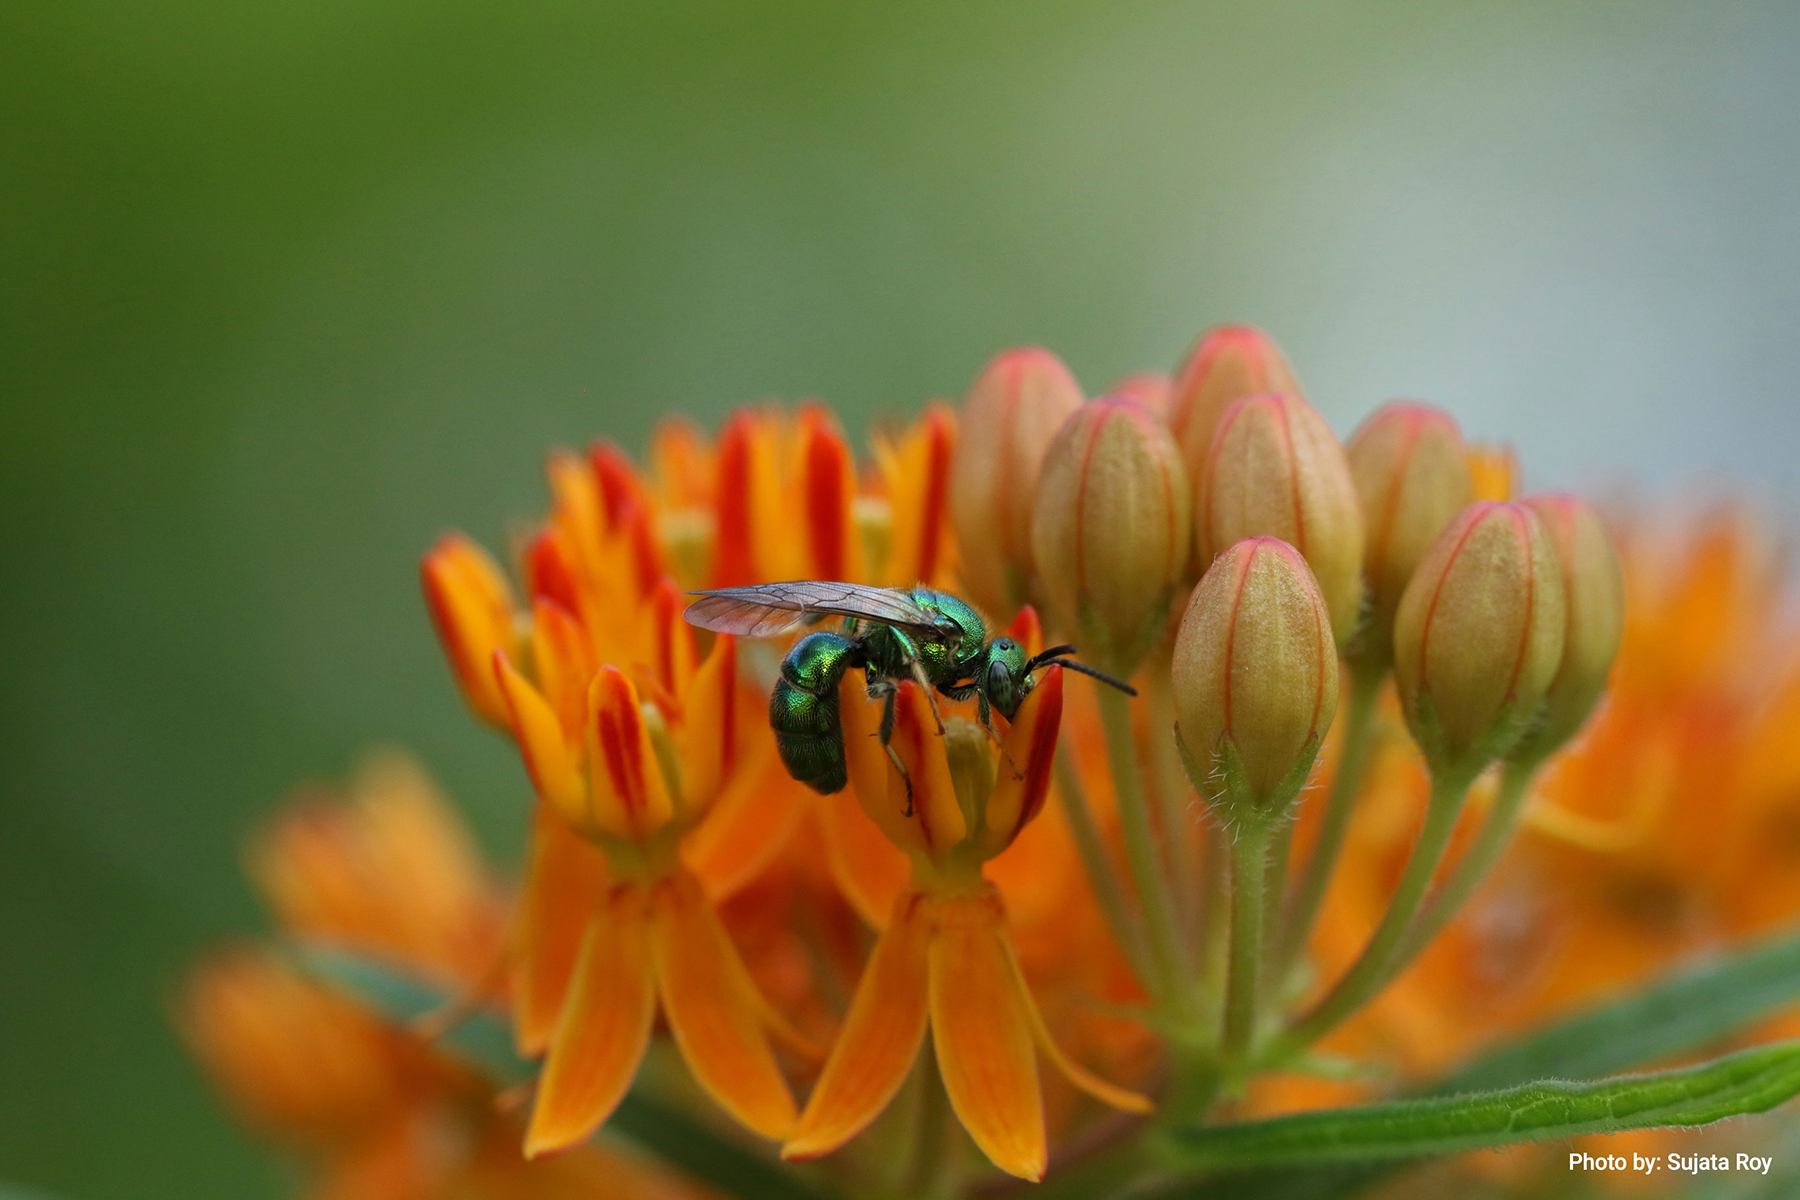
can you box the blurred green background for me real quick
[4,0,1800,1195]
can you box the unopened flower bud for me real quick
[1198,393,1365,642]
[1168,326,1300,486]
[1031,397,1191,670]
[1345,402,1475,664]
[1172,537,1338,819]
[1107,371,1173,418]
[1393,502,1566,774]
[950,347,1084,618]
[1511,493,1625,763]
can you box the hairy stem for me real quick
[1224,822,1272,1067]
[1396,759,1537,963]
[1275,766,1475,1054]
[1278,664,1384,975]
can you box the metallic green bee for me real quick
[683,581,1135,809]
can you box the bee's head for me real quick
[981,638,1031,720]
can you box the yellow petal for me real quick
[494,653,588,831]
[891,682,966,853]
[1000,932,1152,1114]
[984,665,1063,851]
[529,599,597,737]
[585,666,675,841]
[784,891,932,1161]
[644,578,699,698]
[927,890,1045,1181]
[514,804,610,1057]
[839,671,915,848]
[649,871,797,1139]
[421,533,518,727]
[524,889,656,1158]
[674,632,737,817]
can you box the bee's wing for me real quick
[683,581,955,640]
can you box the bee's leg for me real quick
[909,660,947,735]
[975,700,1027,782]
[871,681,916,817]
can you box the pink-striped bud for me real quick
[1031,398,1191,671]
[950,347,1084,618]
[1172,537,1339,818]
[1197,392,1365,642]
[1168,326,1300,488]
[1345,402,1475,664]
[1511,494,1625,762]
[1393,502,1566,774]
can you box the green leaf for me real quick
[1163,1041,1800,1171]
[294,944,844,1200]
[1434,925,1800,1094]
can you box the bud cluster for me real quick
[949,327,1625,849]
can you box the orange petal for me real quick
[421,533,518,727]
[798,412,864,582]
[784,891,932,1161]
[684,745,807,902]
[650,871,798,1139]
[590,439,649,533]
[1003,604,1045,658]
[530,599,597,737]
[838,671,905,842]
[817,788,911,929]
[984,665,1063,850]
[874,404,956,589]
[928,890,1045,1181]
[891,682,966,853]
[524,889,656,1158]
[644,579,700,698]
[494,652,588,831]
[711,409,782,586]
[674,633,737,818]
[515,804,610,1057]
[545,449,605,580]
[524,527,584,618]
[999,932,1152,1114]
[585,666,675,841]
[649,416,713,510]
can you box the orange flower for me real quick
[784,659,1150,1181]
[181,757,710,1200]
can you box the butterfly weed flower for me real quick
[180,756,703,1200]
[200,321,1800,1200]
[784,651,1151,1181]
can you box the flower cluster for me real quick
[184,325,1800,1200]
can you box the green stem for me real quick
[1278,664,1383,975]
[1225,822,1272,1067]
[1275,765,1476,1054]
[1396,759,1536,964]
[1053,743,1156,996]
[1097,684,1195,1017]
[1197,824,1232,1034]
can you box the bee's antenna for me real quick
[1026,646,1138,697]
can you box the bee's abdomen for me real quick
[771,632,857,795]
